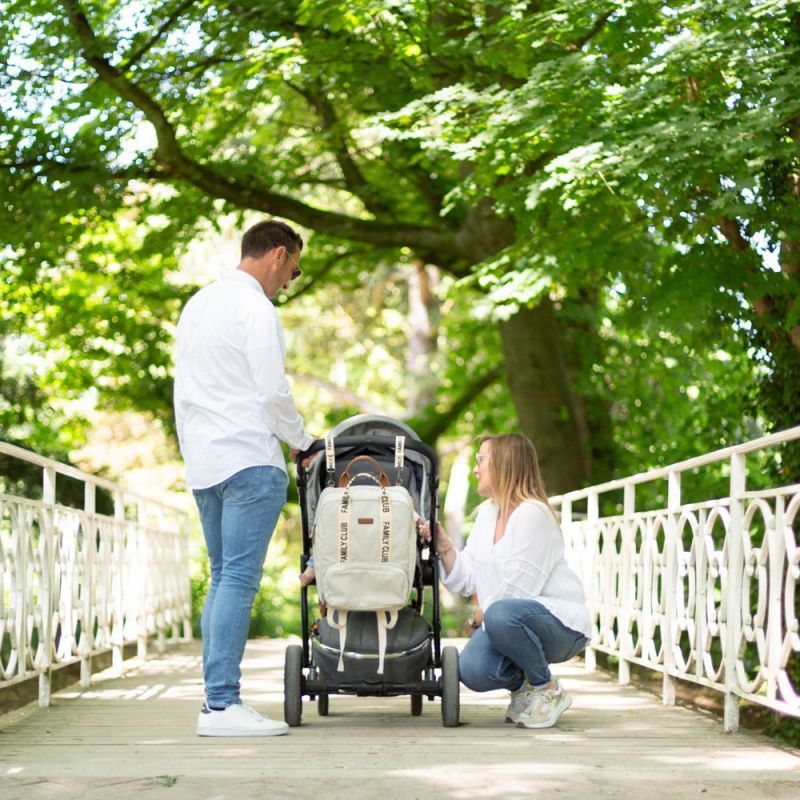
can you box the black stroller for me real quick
[284,414,460,727]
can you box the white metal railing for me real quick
[0,441,192,707]
[552,425,800,732]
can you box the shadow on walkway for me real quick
[1,638,798,800]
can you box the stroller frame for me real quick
[284,422,460,727]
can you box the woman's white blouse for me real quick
[441,500,592,638]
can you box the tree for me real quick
[2,1,796,489]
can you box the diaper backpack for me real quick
[313,435,416,673]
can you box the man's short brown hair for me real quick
[241,220,303,259]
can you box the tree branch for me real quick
[1,157,166,182]
[158,54,246,79]
[285,79,392,216]
[567,10,613,52]
[121,0,199,70]
[718,215,800,355]
[375,142,445,218]
[59,0,462,256]
[274,249,353,306]
[224,4,453,226]
[408,365,504,443]
[522,150,555,178]
[717,215,748,252]
[286,372,384,415]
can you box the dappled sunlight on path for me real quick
[1,638,798,800]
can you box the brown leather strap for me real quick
[338,455,391,488]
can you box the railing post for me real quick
[724,452,746,732]
[81,480,96,688]
[38,466,56,707]
[561,498,591,672]
[137,500,148,661]
[560,498,573,557]
[13,503,27,691]
[662,470,680,706]
[766,495,785,708]
[111,490,125,674]
[695,507,707,684]
[154,504,166,655]
[619,482,635,686]
[560,497,573,567]
[181,513,193,642]
[585,491,598,672]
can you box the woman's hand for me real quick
[416,517,458,574]
[434,522,455,554]
[467,608,484,636]
[417,519,451,550]
[421,521,457,576]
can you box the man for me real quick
[174,219,315,737]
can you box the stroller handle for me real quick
[296,435,438,468]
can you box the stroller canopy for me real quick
[300,414,437,523]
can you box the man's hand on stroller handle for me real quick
[292,444,322,468]
[299,565,316,587]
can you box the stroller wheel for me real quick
[440,646,460,727]
[284,645,303,727]
[317,692,329,716]
[410,694,423,716]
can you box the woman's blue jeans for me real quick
[193,465,288,708]
[459,598,589,692]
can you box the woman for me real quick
[432,434,591,729]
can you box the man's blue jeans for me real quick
[193,465,288,708]
[459,598,589,692]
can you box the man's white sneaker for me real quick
[197,702,289,737]
[505,680,534,724]
[516,680,572,729]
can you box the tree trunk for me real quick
[498,298,591,494]
[406,261,438,415]
[560,291,618,484]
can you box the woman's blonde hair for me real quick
[479,433,557,525]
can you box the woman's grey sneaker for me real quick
[505,680,534,723]
[197,702,289,737]
[516,680,572,729]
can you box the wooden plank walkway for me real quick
[1,638,798,800]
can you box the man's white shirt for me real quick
[174,269,314,489]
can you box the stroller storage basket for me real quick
[313,607,431,685]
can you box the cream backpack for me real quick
[313,435,416,674]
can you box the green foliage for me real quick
[2,212,194,438]
[3,0,797,475]
[189,557,209,639]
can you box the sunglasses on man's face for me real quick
[286,251,302,281]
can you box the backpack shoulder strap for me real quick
[326,607,349,672]
[375,609,400,674]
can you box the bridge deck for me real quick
[1,638,798,800]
